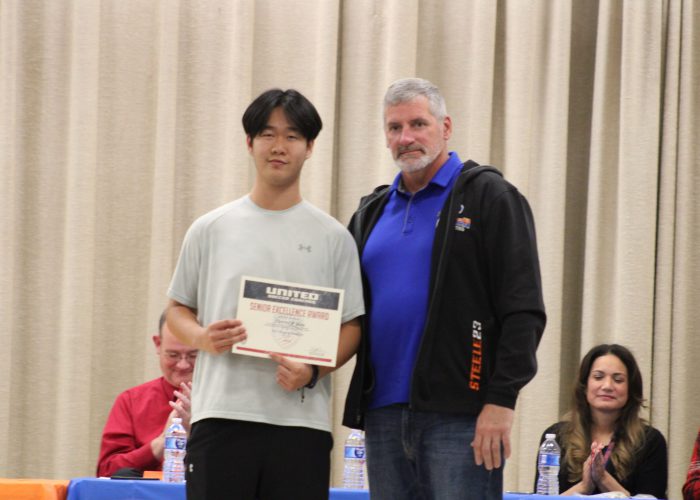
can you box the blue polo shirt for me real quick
[363,152,462,409]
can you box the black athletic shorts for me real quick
[185,418,333,500]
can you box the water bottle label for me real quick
[165,437,187,450]
[538,453,560,466]
[344,446,365,459]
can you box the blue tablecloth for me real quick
[67,477,186,499]
[326,491,563,499]
[66,478,370,500]
[67,477,569,499]
[329,488,369,499]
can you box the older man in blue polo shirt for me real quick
[343,77,547,499]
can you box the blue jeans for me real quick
[365,405,502,500]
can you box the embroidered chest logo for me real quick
[455,217,471,231]
[298,244,312,252]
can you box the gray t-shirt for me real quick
[167,195,364,432]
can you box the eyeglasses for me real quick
[164,351,198,363]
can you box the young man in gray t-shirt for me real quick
[166,89,364,500]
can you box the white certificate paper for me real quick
[233,276,344,367]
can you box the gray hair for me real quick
[158,310,167,337]
[383,78,447,121]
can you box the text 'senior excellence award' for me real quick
[233,276,344,367]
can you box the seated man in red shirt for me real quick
[96,311,196,477]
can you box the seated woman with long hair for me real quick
[534,344,667,497]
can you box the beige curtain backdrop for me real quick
[1,0,698,497]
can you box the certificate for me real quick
[232,276,344,367]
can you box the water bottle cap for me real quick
[545,433,556,439]
[172,417,182,424]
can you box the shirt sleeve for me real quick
[626,427,668,498]
[684,430,700,500]
[482,187,546,408]
[96,392,161,477]
[167,220,203,308]
[334,228,365,323]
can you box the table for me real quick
[329,489,368,499]
[330,491,573,500]
[328,490,573,499]
[0,478,69,500]
[505,495,566,500]
[67,478,578,500]
[67,477,185,500]
[67,478,368,500]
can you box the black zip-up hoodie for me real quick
[343,160,547,429]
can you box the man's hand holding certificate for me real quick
[233,276,344,367]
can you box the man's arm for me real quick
[684,431,700,500]
[271,317,361,390]
[96,394,161,476]
[166,299,247,354]
[148,409,176,463]
[472,187,546,470]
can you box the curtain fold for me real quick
[655,0,700,488]
[1,1,697,496]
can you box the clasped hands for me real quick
[152,381,192,461]
[580,441,616,493]
[169,381,192,432]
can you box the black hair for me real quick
[242,89,322,142]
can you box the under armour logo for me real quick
[298,244,312,252]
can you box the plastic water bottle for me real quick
[163,417,187,483]
[342,429,366,489]
[536,433,561,495]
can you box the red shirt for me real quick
[96,377,175,477]
[684,428,700,500]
